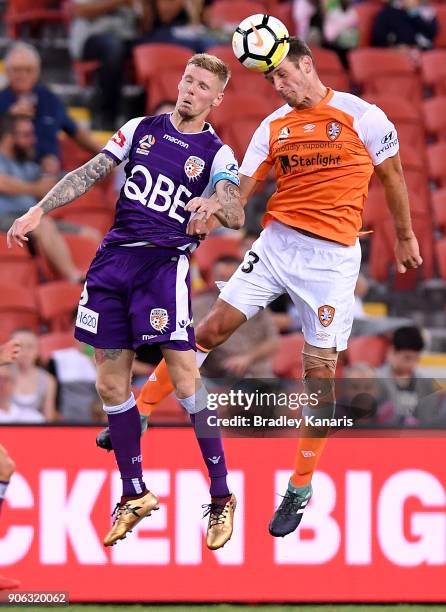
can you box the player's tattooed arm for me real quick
[7,153,118,247]
[39,153,118,214]
[213,179,245,230]
[185,180,244,230]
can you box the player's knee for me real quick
[0,453,15,480]
[172,376,196,400]
[302,345,338,409]
[196,317,229,349]
[96,377,129,406]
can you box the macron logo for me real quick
[163,134,189,149]
[208,456,221,464]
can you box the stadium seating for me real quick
[349,48,421,99]
[423,96,446,140]
[133,44,192,113]
[421,50,446,95]
[211,92,276,133]
[269,2,294,34]
[347,336,389,367]
[62,234,99,277]
[0,283,39,343]
[436,236,446,279]
[48,185,113,219]
[0,234,39,287]
[5,0,67,38]
[207,1,267,29]
[193,235,242,282]
[356,2,382,47]
[272,332,304,379]
[369,217,435,283]
[205,44,280,101]
[362,186,390,229]
[312,47,350,91]
[37,281,82,332]
[38,330,76,364]
[60,136,92,172]
[435,5,446,47]
[427,142,446,187]
[220,118,261,166]
[72,60,100,88]
[365,94,421,125]
[432,187,446,232]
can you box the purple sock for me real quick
[190,409,230,498]
[107,401,146,499]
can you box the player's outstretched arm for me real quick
[7,153,117,248]
[374,153,423,274]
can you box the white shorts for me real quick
[219,220,361,351]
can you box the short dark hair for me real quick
[0,113,31,141]
[392,326,425,352]
[285,37,314,67]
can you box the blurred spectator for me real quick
[11,329,56,423]
[322,0,359,63]
[293,0,358,64]
[140,0,221,53]
[376,326,438,425]
[293,0,324,45]
[47,343,99,423]
[0,364,44,423]
[372,0,438,51]
[69,0,147,130]
[0,114,86,283]
[337,362,379,422]
[0,42,100,173]
[193,256,279,379]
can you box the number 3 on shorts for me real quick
[241,250,260,273]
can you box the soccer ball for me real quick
[232,14,290,73]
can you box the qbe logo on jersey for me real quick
[184,156,205,181]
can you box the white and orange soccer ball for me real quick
[232,14,290,73]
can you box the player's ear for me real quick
[301,55,313,74]
[212,92,224,108]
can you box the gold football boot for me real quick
[203,494,237,550]
[104,490,159,547]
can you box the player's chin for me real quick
[177,104,194,120]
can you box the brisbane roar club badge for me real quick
[318,305,335,327]
[326,121,342,141]
[150,308,169,333]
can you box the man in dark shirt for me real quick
[372,0,438,50]
[0,42,100,174]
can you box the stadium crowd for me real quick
[0,0,445,426]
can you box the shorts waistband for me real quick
[271,220,354,249]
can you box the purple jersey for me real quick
[101,113,239,250]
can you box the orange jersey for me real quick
[239,88,399,245]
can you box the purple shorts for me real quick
[74,245,195,352]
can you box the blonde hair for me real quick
[187,53,231,88]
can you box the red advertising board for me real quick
[1,427,446,602]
